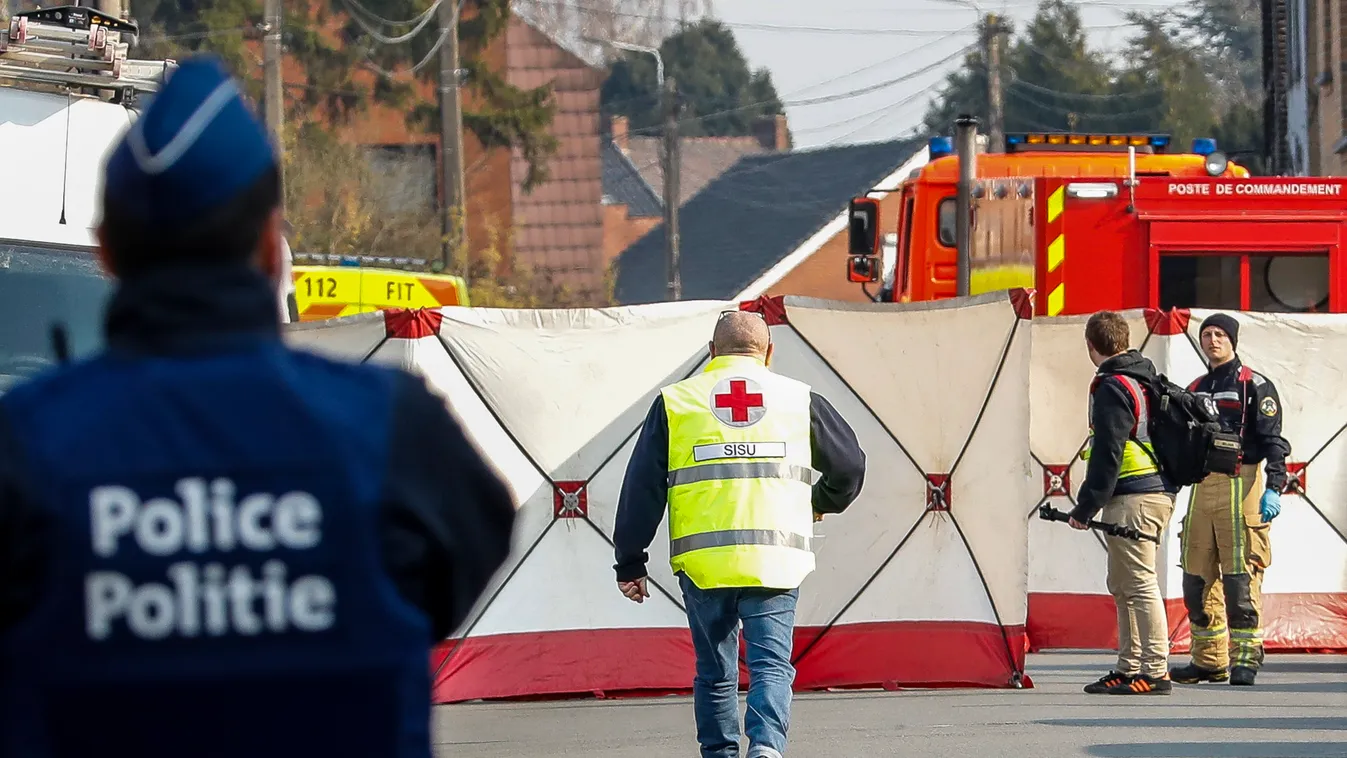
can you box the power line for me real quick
[340,0,443,45]
[516,0,974,36]
[622,33,979,138]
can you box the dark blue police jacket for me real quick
[0,262,515,758]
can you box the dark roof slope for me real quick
[601,141,663,218]
[613,138,924,305]
[626,135,770,207]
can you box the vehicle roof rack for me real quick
[0,5,176,103]
[292,252,443,272]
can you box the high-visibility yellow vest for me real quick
[1081,374,1160,480]
[661,354,817,590]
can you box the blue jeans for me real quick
[678,572,799,758]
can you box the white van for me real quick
[0,6,294,392]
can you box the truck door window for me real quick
[1159,252,1330,312]
[937,197,956,247]
[1253,254,1329,311]
[1159,255,1242,310]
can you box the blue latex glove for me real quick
[1260,489,1281,522]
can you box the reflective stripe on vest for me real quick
[670,528,811,558]
[661,354,817,590]
[667,461,819,488]
[1082,374,1160,479]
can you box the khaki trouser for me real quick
[1180,464,1271,671]
[1103,492,1177,678]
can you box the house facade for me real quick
[260,7,612,299]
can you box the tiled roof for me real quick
[601,140,663,218]
[613,138,925,305]
[624,135,771,207]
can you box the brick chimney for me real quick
[752,114,790,151]
[610,115,629,152]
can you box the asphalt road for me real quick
[434,652,1347,757]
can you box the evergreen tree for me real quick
[920,18,998,137]
[918,0,1266,170]
[1109,12,1220,144]
[1002,0,1117,132]
[1181,0,1263,100]
[129,0,558,190]
[599,18,786,139]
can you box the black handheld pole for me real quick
[1038,503,1160,544]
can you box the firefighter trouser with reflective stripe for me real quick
[1180,464,1272,671]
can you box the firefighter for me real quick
[1170,313,1290,687]
[0,56,517,757]
[612,310,866,758]
[1071,311,1180,695]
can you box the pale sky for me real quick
[696,0,1179,149]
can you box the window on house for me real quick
[364,144,438,213]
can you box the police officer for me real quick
[1170,313,1289,687]
[613,311,865,758]
[1071,310,1179,695]
[0,56,516,757]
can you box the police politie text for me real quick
[85,477,336,642]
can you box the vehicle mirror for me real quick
[847,255,879,283]
[848,197,881,256]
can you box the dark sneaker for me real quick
[1170,663,1229,683]
[1106,673,1172,695]
[1083,671,1131,694]
[1230,666,1257,686]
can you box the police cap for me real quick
[103,54,277,229]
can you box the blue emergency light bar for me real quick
[928,136,954,160]
[1004,132,1173,154]
[1191,137,1218,155]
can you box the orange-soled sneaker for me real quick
[1106,673,1172,695]
[1083,671,1130,694]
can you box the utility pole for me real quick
[662,75,681,301]
[263,0,284,202]
[954,114,979,298]
[984,13,1004,153]
[438,0,468,273]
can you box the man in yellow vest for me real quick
[613,310,866,758]
[1071,310,1179,695]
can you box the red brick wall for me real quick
[603,205,660,270]
[767,192,905,303]
[259,8,606,287]
[506,22,604,292]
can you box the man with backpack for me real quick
[1169,313,1290,687]
[1071,311,1181,695]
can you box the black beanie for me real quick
[1199,313,1240,350]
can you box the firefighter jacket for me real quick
[613,354,866,589]
[0,262,517,758]
[1186,357,1292,492]
[1073,350,1177,523]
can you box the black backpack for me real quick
[1109,368,1242,486]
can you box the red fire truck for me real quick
[846,131,1345,314]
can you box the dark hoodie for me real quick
[1071,349,1177,523]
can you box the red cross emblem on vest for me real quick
[711,377,766,427]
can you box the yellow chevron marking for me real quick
[1047,185,1064,223]
[1047,282,1065,316]
[1048,233,1065,272]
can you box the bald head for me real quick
[712,312,771,359]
